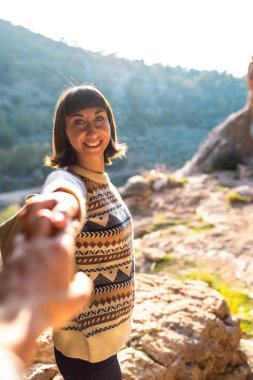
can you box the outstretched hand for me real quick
[21,191,81,239]
[0,191,92,365]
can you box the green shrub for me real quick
[0,203,20,224]
[225,192,251,205]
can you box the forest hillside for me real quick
[0,19,247,191]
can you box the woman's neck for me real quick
[76,158,104,174]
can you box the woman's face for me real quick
[65,107,111,167]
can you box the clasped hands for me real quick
[0,191,93,364]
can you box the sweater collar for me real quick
[68,164,109,184]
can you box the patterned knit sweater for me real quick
[53,165,135,363]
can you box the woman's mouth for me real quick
[84,140,102,148]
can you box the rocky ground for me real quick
[27,274,252,380]
[130,170,253,289]
[6,167,253,379]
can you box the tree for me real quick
[0,112,13,147]
[179,57,253,175]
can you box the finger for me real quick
[51,192,79,220]
[51,273,93,327]
[24,209,55,239]
[25,195,58,210]
[22,198,57,220]
[50,212,68,230]
[68,272,93,301]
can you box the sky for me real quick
[1,0,253,78]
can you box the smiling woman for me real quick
[45,86,126,171]
[65,107,111,173]
[44,85,134,380]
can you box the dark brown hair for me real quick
[45,85,126,168]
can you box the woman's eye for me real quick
[73,119,84,126]
[95,116,104,122]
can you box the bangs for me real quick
[64,87,107,116]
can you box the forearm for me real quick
[0,306,44,365]
[42,170,86,225]
[0,346,24,380]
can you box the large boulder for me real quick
[120,274,251,380]
[25,273,252,380]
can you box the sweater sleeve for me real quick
[42,170,86,227]
[0,170,86,262]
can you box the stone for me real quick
[118,274,252,380]
[121,175,151,198]
[227,185,253,202]
[240,339,253,372]
[196,193,229,225]
[152,177,168,192]
[52,375,63,380]
[122,175,152,210]
[24,363,58,380]
[33,328,54,364]
[119,348,172,380]
[132,217,153,238]
[140,247,167,262]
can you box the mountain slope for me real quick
[0,19,247,191]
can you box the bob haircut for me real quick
[45,85,127,168]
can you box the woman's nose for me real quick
[87,123,98,135]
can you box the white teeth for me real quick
[85,141,101,147]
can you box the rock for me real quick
[121,175,152,210]
[152,177,168,192]
[133,217,153,238]
[240,339,253,371]
[24,364,58,380]
[179,58,253,176]
[119,348,172,380]
[134,246,167,273]
[119,273,252,380]
[196,193,229,225]
[33,328,55,364]
[227,185,253,202]
[151,173,183,192]
[140,247,166,262]
[52,375,63,380]
[122,175,151,198]
[238,164,249,179]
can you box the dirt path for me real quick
[0,187,41,206]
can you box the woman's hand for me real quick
[21,191,81,239]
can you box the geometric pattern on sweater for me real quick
[94,278,133,293]
[92,267,132,285]
[76,304,133,331]
[77,220,131,239]
[55,165,134,362]
[76,231,132,249]
[75,247,131,265]
[85,316,130,338]
[62,316,130,338]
